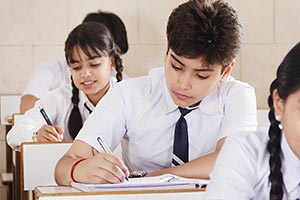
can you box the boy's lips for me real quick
[173,91,191,100]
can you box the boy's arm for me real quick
[55,140,129,186]
[147,138,226,179]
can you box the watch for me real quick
[129,171,147,178]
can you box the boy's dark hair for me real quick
[167,0,242,71]
[65,22,123,139]
[267,42,300,200]
[83,10,128,55]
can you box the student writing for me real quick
[20,10,129,113]
[204,42,300,199]
[7,22,123,149]
[55,0,257,185]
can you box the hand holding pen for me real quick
[33,106,63,142]
[97,136,129,182]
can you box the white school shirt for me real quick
[76,67,257,173]
[7,77,117,149]
[22,57,128,98]
[205,129,300,200]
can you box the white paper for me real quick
[71,174,208,192]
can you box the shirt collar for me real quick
[281,132,300,193]
[198,85,220,115]
[78,76,117,111]
[161,75,227,115]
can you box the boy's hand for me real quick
[35,125,63,142]
[72,152,130,184]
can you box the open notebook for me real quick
[71,174,208,192]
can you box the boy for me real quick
[55,0,257,185]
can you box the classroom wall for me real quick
[0,0,300,108]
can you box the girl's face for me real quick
[274,89,300,158]
[68,45,113,105]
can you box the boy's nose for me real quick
[179,74,192,90]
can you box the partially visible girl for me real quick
[7,22,123,149]
[205,42,300,199]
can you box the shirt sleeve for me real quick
[204,135,258,199]
[219,83,257,139]
[6,93,59,149]
[22,60,61,98]
[75,84,128,152]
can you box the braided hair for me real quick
[267,42,300,200]
[65,22,123,139]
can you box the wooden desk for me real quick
[34,186,205,200]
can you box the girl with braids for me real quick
[205,42,300,199]
[7,22,123,149]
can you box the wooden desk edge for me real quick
[34,186,205,199]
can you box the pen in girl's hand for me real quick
[39,106,63,141]
[97,136,129,181]
[39,106,53,126]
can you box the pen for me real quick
[39,106,53,126]
[160,175,176,183]
[97,137,129,181]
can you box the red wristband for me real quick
[70,158,87,182]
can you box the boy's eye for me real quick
[171,63,182,71]
[196,74,209,80]
[90,63,100,67]
[71,66,81,71]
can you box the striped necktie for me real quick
[84,102,92,114]
[172,107,193,166]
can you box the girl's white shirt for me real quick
[205,125,300,200]
[7,76,117,149]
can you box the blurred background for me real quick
[0,0,299,108]
[0,0,300,197]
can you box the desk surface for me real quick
[34,186,205,200]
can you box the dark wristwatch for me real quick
[129,171,147,178]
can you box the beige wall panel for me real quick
[122,45,165,77]
[139,0,186,44]
[68,0,138,44]
[33,45,64,66]
[0,0,68,45]
[0,46,32,94]
[275,0,300,43]
[240,44,295,108]
[227,0,274,43]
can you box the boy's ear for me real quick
[220,60,235,82]
[273,89,284,117]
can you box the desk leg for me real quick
[13,151,28,200]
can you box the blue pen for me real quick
[160,175,176,183]
[97,137,129,181]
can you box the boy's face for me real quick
[165,49,231,108]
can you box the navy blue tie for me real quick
[172,107,193,166]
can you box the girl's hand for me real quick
[72,152,130,184]
[35,125,63,142]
